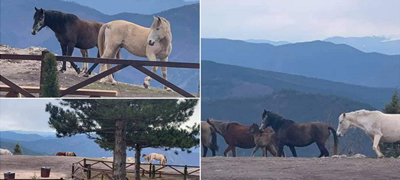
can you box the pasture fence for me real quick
[0,50,199,97]
[71,158,200,180]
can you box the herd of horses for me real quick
[202,109,400,158]
[56,152,76,156]
[31,7,172,88]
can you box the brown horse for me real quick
[207,119,278,157]
[201,121,219,157]
[56,152,76,156]
[248,123,278,157]
[31,7,115,74]
[259,110,338,157]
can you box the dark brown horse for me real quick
[259,110,338,157]
[207,119,278,157]
[248,123,278,157]
[201,121,219,157]
[31,7,104,74]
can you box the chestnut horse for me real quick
[207,119,278,157]
[56,152,76,156]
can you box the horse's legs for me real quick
[262,147,267,157]
[99,45,119,84]
[267,144,278,157]
[161,57,170,91]
[211,147,216,156]
[143,54,158,89]
[277,143,285,157]
[251,146,260,157]
[66,43,80,74]
[288,145,297,157]
[203,146,208,157]
[223,146,232,157]
[316,142,329,157]
[372,134,384,158]
[232,147,237,157]
[80,49,88,73]
[60,43,67,73]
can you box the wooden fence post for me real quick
[149,163,152,177]
[40,50,49,91]
[71,164,75,178]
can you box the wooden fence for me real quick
[0,50,199,97]
[72,158,200,180]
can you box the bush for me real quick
[40,53,60,97]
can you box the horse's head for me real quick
[147,16,171,46]
[337,113,351,137]
[249,123,259,135]
[259,109,271,131]
[32,7,46,35]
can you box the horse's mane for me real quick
[265,111,295,130]
[208,119,239,135]
[45,10,79,28]
[349,109,382,116]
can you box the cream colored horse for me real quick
[337,109,400,158]
[98,16,172,89]
[142,153,167,166]
[0,149,13,155]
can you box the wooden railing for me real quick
[0,51,199,97]
[71,158,199,180]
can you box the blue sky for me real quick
[0,99,200,133]
[201,0,400,42]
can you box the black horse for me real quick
[259,110,338,157]
[31,7,104,74]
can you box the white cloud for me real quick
[201,0,400,42]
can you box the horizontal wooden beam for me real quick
[0,85,118,97]
[0,53,199,69]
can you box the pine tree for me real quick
[45,99,198,180]
[40,53,60,97]
[13,142,23,155]
[380,90,400,157]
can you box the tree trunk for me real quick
[113,119,127,180]
[135,145,142,180]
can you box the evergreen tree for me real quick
[45,99,198,180]
[380,90,400,157]
[40,53,60,97]
[13,142,23,155]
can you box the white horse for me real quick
[142,153,167,166]
[98,16,172,89]
[0,149,13,156]
[337,109,400,158]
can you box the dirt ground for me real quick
[201,157,400,180]
[0,155,199,179]
[0,45,193,98]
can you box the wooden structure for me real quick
[0,50,199,97]
[71,158,199,180]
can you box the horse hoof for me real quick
[143,83,149,89]
[76,69,81,74]
[59,69,65,73]
[83,73,89,77]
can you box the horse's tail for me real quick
[211,128,219,151]
[328,127,338,155]
[98,24,106,58]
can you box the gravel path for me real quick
[201,157,400,180]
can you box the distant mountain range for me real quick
[245,39,291,46]
[63,0,198,15]
[0,0,199,93]
[202,61,396,109]
[0,131,199,166]
[202,38,400,88]
[325,36,400,55]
